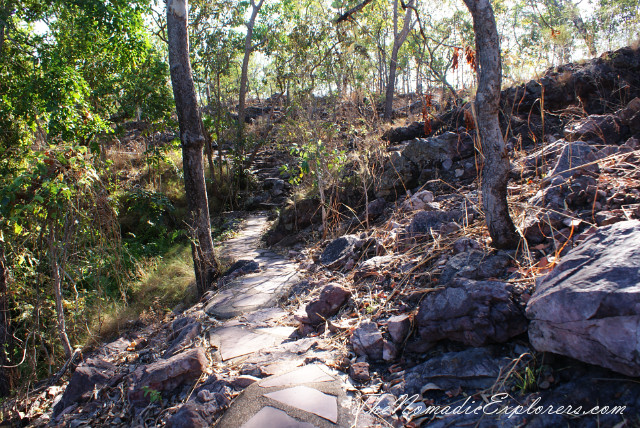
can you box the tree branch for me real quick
[336,0,375,24]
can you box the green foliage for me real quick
[142,386,162,403]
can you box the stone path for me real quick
[204,214,374,427]
[205,213,299,319]
[217,364,356,428]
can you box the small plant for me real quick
[142,386,162,403]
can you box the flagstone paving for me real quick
[205,213,300,319]
[206,214,379,427]
[217,364,359,428]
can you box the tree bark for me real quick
[48,226,73,360]
[167,0,219,295]
[237,0,264,136]
[0,239,13,397]
[383,0,414,121]
[462,0,518,249]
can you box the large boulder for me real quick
[526,220,640,376]
[417,278,527,347]
[543,140,599,184]
[53,358,116,416]
[397,347,511,395]
[128,348,208,407]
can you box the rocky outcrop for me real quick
[375,132,477,198]
[417,278,527,347]
[564,114,623,145]
[526,220,640,376]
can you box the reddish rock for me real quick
[387,315,411,344]
[348,362,371,383]
[53,358,116,417]
[305,283,351,325]
[166,403,207,428]
[230,375,260,389]
[128,348,208,407]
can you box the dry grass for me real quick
[90,243,196,340]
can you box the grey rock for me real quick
[417,278,527,347]
[403,132,475,167]
[375,151,416,198]
[439,250,511,285]
[165,320,201,357]
[406,209,462,237]
[53,358,116,417]
[617,97,640,126]
[320,235,360,268]
[230,375,260,389]
[564,114,622,145]
[522,208,568,244]
[452,237,481,254]
[526,220,640,376]
[366,198,387,220]
[351,322,384,361]
[544,140,599,184]
[264,178,286,196]
[399,347,511,394]
[521,140,566,171]
[166,403,208,428]
[224,259,260,277]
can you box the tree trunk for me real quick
[48,227,73,360]
[462,0,518,249]
[167,0,219,295]
[383,0,414,121]
[238,0,264,136]
[0,239,13,397]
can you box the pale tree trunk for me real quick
[463,0,518,249]
[167,0,219,295]
[383,0,414,121]
[238,0,265,136]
